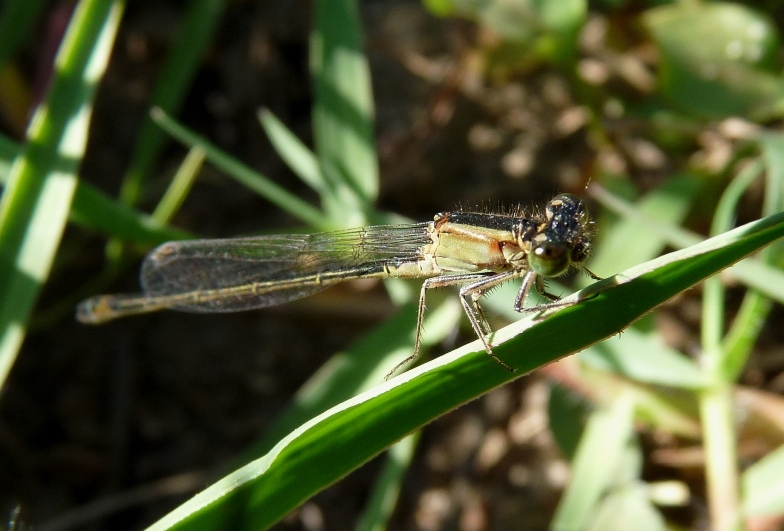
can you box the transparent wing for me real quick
[138,223,432,312]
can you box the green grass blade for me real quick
[145,209,784,530]
[71,182,192,244]
[117,0,224,206]
[311,0,378,223]
[695,160,759,529]
[722,137,784,378]
[258,108,324,193]
[552,395,636,531]
[592,183,784,304]
[589,175,701,277]
[0,136,191,244]
[0,0,123,389]
[355,433,419,531]
[150,146,205,225]
[151,108,328,228]
[702,158,765,362]
[238,297,461,463]
[742,443,784,516]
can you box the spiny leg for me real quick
[464,270,521,336]
[516,266,603,314]
[385,273,492,380]
[535,276,561,302]
[457,270,522,372]
[582,266,603,281]
[514,270,538,312]
[515,269,571,313]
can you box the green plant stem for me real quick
[699,384,742,531]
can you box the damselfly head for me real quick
[528,193,594,278]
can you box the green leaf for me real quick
[644,2,784,118]
[552,395,636,531]
[742,443,784,516]
[423,0,586,65]
[258,108,324,194]
[581,328,705,389]
[145,207,784,530]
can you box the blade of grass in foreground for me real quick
[147,209,784,530]
[0,0,123,390]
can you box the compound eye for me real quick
[529,243,570,277]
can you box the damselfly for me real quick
[77,194,600,377]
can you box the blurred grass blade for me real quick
[0,136,191,244]
[723,137,784,375]
[0,0,123,390]
[151,108,328,228]
[355,433,419,531]
[72,183,192,244]
[581,329,705,389]
[590,174,701,277]
[150,146,205,225]
[258,108,324,193]
[559,358,702,440]
[552,395,636,531]
[591,183,784,304]
[548,381,590,460]
[117,0,224,207]
[311,0,378,224]
[145,208,784,531]
[704,156,766,376]
[742,443,784,516]
[698,138,784,530]
[587,483,666,531]
[0,133,21,178]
